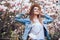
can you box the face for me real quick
[33,7,40,15]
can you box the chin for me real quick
[34,14,39,15]
[34,13,39,15]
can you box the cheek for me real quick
[34,12,40,14]
[33,9,40,14]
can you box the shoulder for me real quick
[24,18,31,24]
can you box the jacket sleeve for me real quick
[43,13,53,24]
[22,24,32,40]
[15,14,30,24]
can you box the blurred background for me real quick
[0,0,60,40]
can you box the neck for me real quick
[33,14,43,21]
[33,14,38,19]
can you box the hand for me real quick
[28,37,31,40]
[39,13,44,17]
[50,15,57,19]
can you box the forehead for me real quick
[34,7,39,9]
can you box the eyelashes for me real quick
[33,8,39,11]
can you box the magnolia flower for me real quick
[8,1,15,7]
[3,7,7,11]
[17,3,21,6]
[22,3,31,11]
[9,7,16,13]
[56,5,60,10]
[0,5,7,11]
[23,0,30,3]
[49,0,54,2]
[39,0,46,1]
[52,4,56,7]
[58,38,60,40]
[57,21,60,24]
[48,13,56,15]
[41,9,45,13]
[1,1,6,4]
[15,0,22,6]
[45,5,50,8]
[16,8,19,11]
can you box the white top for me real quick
[29,19,45,39]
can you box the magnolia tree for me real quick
[0,0,31,39]
[0,0,60,40]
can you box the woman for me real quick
[15,3,53,40]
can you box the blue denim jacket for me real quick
[15,13,53,40]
